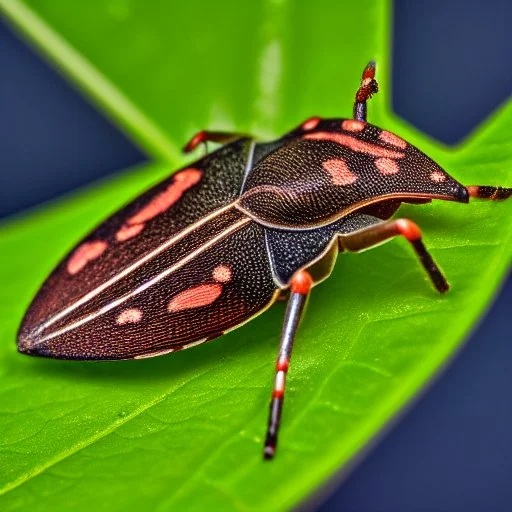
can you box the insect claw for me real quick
[263,441,276,460]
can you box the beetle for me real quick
[18,62,511,459]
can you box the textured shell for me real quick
[18,138,281,360]
[238,118,469,228]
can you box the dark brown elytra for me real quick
[18,62,512,460]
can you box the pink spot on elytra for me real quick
[67,241,108,275]
[128,168,202,226]
[304,132,405,159]
[379,131,407,149]
[212,265,232,283]
[114,168,202,244]
[168,284,223,313]
[322,159,357,185]
[375,158,400,175]
[301,117,321,131]
[117,308,143,325]
[173,168,203,186]
[116,223,145,242]
[430,170,447,183]
[341,119,365,132]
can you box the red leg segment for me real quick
[339,218,449,293]
[353,61,379,122]
[466,186,512,201]
[183,130,248,153]
[263,270,313,460]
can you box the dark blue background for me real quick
[1,2,511,511]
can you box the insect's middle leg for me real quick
[353,61,379,122]
[339,218,449,293]
[263,270,312,460]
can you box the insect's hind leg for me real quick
[339,218,449,293]
[466,186,512,200]
[263,270,313,460]
[353,61,379,121]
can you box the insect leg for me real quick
[183,130,249,153]
[339,218,449,293]
[466,186,512,200]
[353,61,379,122]
[263,270,313,460]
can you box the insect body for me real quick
[18,62,511,459]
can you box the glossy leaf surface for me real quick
[0,0,511,510]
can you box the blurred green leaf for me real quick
[0,0,511,510]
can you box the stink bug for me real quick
[18,62,512,459]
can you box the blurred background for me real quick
[1,1,511,510]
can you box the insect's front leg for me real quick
[183,130,250,153]
[339,218,449,293]
[353,61,379,122]
[466,186,512,200]
[263,270,313,460]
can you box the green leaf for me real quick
[0,0,511,510]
